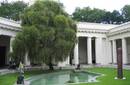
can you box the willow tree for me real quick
[12,0,76,69]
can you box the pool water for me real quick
[28,71,99,85]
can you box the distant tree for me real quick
[72,7,106,23]
[73,7,124,24]
[12,1,76,70]
[111,10,124,24]
[89,8,106,23]
[102,11,112,24]
[102,10,123,24]
[72,7,83,21]
[122,5,130,22]
[0,1,27,21]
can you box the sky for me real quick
[3,0,130,14]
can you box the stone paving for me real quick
[0,69,16,75]
[0,64,130,76]
[80,64,130,70]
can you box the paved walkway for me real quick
[80,64,130,70]
[0,69,16,75]
[0,64,130,76]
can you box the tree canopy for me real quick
[0,1,27,21]
[12,1,76,67]
[73,7,106,23]
[72,5,130,24]
[122,5,130,22]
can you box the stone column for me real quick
[112,40,117,64]
[10,37,15,52]
[58,56,70,67]
[74,39,79,65]
[67,56,70,65]
[108,40,113,63]
[87,37,92,64]
[95,37,103,64]
[122,38,127,64]
[8,37,15,64]
[24,52,30,66]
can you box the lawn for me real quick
[0,70,44,85]
[0,68,130,85]
[74,67,130,85]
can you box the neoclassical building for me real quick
[73,22,130,65]
[0,17,130,67]
[0,17,20,67]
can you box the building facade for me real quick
[0,17,20,67]
[0,17,130,67]
[72,22,130,66]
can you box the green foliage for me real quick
[12,26,40,63]
[72,7,124,24]
[0,1,27,21]
[12,32,26,63]
[102,10,124,24]
[72,7,106,23]
[122,5,130,22]
[12,0,76,65]
[54,15,69,28]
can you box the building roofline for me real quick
[77,22,118,31]
[0,17,21,28]
[78,22,118,26]
[110,21,130,30]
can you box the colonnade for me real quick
[111,38,128,64]
[74,37,103,65]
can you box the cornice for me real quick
[0,17,21,32]
[108,24,130,37]
[0,17,20,24]
[0,26,21,32]
[107,29,130,37]
[78,29,108,34]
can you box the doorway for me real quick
[79,37,88,64]
[0,46,6,68]
[92,37,96,64]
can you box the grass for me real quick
[0,69,69,85]
[73,67,130,85]
[0,70,44,85]
[0,68,130,85]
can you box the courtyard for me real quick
[0,0,130,85]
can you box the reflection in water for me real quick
[29,71,99,85]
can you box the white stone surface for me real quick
[58,56,70,67]
[95,37,103,64]
[87,37,92,64]
[77,22,118,30]
[122,38,127,64]
[10,37,15,52]
[24,52,30,66]
[112,40,117,64]
[74,42,79,65]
